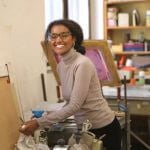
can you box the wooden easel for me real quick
[41,40,122,101]
[41,41,63,102]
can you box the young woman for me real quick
[19,19,121,150]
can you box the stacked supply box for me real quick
[123,43,144,51]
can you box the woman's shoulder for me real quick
[77,53,94,66]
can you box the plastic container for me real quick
[32,110,44,118]
[137,71,145,85]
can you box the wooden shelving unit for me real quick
[104,0,150,46]
[104,0,150,56]
[104,1,150,149]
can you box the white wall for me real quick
[0,0,104,116]
[0,0,58,115]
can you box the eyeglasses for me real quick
[48,32,71,41]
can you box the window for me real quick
[44,0,104,39]
[44,0,63,29]
[68,0,90,39]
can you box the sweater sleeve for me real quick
[37,59,94,128]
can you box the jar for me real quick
[138,71,145,85]
[146,10,150,26]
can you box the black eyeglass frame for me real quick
[48,32,72,41]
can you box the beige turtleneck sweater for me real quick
[37,48,115,129]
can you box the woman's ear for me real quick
[72,35,76,42]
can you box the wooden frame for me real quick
[41,40,121,87]
[83,40,121,87]
[41,41,61,86]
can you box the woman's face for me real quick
[49,25,75,55]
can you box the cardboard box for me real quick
[111,44,123,53]
[118,13,129,26]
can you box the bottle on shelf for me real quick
[146,10,150,26]
[132,9,140,26]
[144,41,148,52]
[139,32,145,43]
[137,71,145,85]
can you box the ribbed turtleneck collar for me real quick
[60,48,78,64]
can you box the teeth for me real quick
[56,45,64,48]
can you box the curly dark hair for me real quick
[45,19,85,55]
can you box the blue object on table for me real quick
[32,110,44,118]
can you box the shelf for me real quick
[114,51,150,55]
[104,0,150,40]
[107,0,145,5]
[107,26,150,30]
[104,0,150,50]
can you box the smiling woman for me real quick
[20,19,122,150]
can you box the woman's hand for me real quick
[19,119,39,136]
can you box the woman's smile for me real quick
[56,44,65,49]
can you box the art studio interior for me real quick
[0,0,150,150]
